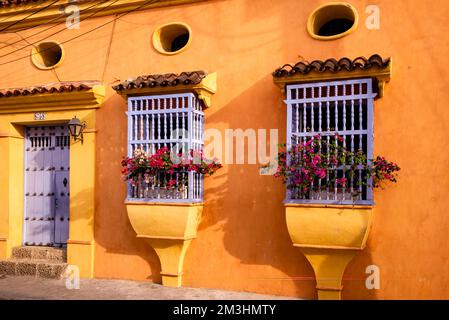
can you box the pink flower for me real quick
[294,176,303,184]
[312,154,321,166]
[316,168,326,179]
[337,178,347,187]
[304,139,313,147]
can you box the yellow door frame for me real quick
[0,84,104,278]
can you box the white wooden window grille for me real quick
[285,78,375,204]
[127,93,204,202]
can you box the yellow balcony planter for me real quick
[126,202,203,287]
[285,203,373,300]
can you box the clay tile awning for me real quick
[0,81,102,98]
[273,54,392,97]
[0,81,105,113]
[112,71,208,91]
[112,71,217,107]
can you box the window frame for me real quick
[126,92,205,203]
[284,78,375,205]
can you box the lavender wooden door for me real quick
[24,126,70,247]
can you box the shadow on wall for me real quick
[93,93,162,283]
[343,199,382,300]
[91,86,377,299]
[90,0,378,297]
[194,73,379,300]
[185,74,319,298]
[70,187,94,233]
[343,244,378,300]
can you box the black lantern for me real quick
[68,116,86,144]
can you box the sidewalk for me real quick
[0,275,299,300]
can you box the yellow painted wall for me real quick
[7,136,24,254]
[0,136,10,258]
[0,0,447,299]
[0,121,24,258]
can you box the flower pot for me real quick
[285,203,373,300]
[126,202,203,287]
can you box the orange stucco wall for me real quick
[0,0,448,299]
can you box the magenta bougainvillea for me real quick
[121,147,222,189]
[272,134,400,199]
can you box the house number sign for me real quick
[34,112,46,120]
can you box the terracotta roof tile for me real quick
[112,71,208,91]
[0,81,101,98]
[273,54,390,78]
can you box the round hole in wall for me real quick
[152,22,192,55]
[307,3,358,40]
[31,41,64,69]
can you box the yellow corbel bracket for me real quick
[192,72,217,108]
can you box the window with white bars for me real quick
[127,93,204,202]
[285,78,375,204]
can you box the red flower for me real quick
[120,148,222,184]
[167,179,177,189]
[335,133,344,142]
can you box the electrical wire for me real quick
[14,29,61,82]
[101,14,117,82]
[0,0,109,51]
[0,0,119,59]
[0,0,160,67]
